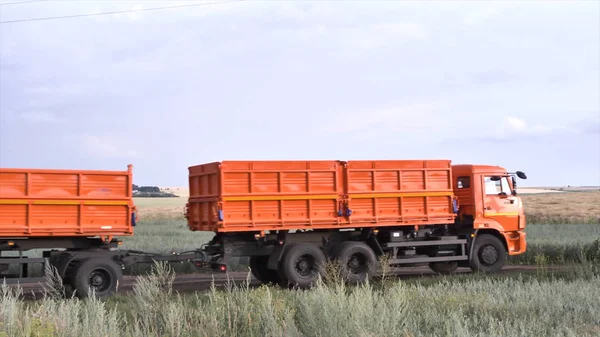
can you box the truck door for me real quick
[482,175,519,231]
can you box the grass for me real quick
[510,224,600,265]
[1,262,599,337]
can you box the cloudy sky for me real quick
[1,0,598,187]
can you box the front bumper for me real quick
[504,230,527,255]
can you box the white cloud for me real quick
[506,116,526,131]
[500,116,577,136]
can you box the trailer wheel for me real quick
[249,255,281,285]
[332,241,377,283]
[429,262,458,275]
[278,243,325,289]
[469,234,506,273]
[71,258,122,298]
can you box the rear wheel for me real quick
[249,255,281,285]
[469,234,506,273]
[70,258,122,298]
[278,243,326,289]
[332,241,377,283]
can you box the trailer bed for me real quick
[0,165,135,238]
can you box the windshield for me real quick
[484,176,513,195]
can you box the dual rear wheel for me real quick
[250,241,378,289]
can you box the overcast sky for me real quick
[1,0,599,187]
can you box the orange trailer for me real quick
[0,165,199,298]
[0,165,136,238]
[186,159,529,289]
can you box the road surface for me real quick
[4,264,568,300]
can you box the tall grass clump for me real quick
[0,280,122,337]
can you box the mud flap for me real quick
[267,245,285,271]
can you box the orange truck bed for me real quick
[186,160,457,233]
[0,165,136,238]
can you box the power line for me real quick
[0,0,46,6]
[0,0,247,24]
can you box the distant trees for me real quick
[132,184,178,198]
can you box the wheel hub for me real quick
[481,245,498,265]
[295,255,315,277]
[88,269,110,291]
[347,253,368,275]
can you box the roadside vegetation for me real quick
[1,261,599,337]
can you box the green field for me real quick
[121,211,600,269]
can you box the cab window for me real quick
[457,176,470,189]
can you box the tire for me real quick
[278,243,326,289]
[469,234,506,273]
[429,261,459,275]
[70,258,122,298]
[332,241,377,283]
[249,255,281,285]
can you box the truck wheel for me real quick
[278,243,325,289]
[249,255,281,285]
[332,241,377,283]
[71,258,122,298]
[429,262,458,275]
[469,234,506,273]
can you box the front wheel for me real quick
[469,234,506,273]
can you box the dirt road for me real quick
[5,264,567,299]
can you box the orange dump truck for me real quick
[185,160,528,288]
[0,165,197,298]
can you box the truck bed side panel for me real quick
[187,161,343,232]
[344,160,456,225]
[187,160,457,233]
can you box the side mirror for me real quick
[490,176,502,181]
[516,171,527,179]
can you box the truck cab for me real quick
[452,164,527,257]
